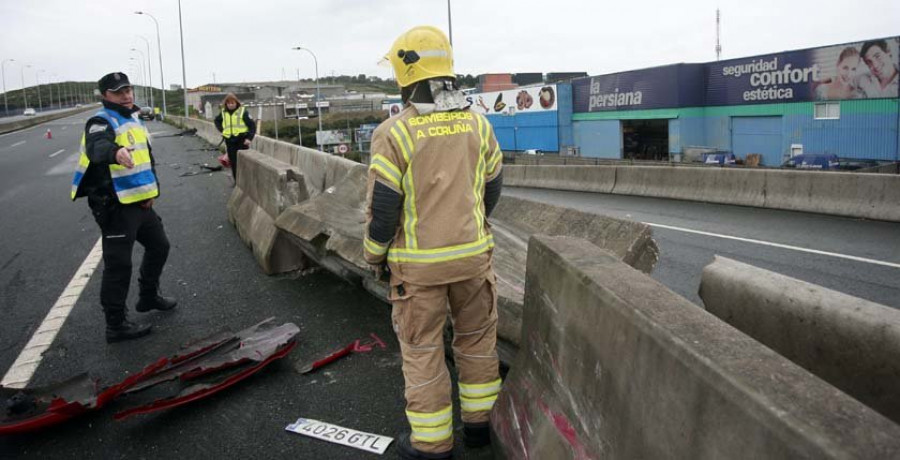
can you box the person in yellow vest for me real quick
[71,72,176,343]
[364,26,504,459]
[214,93,256,181]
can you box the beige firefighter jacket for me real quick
[364,105,503,286]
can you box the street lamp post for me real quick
[1,59,13,117]
[39,70,52,110]
[177,0,189,118]
[135,11,167,117]
[20,64,30,109]
[52,74,61,109]
[136,36,154,109]
[36,69,44,112]
[129,58,145,103]
[447,0,453,46]
[130,50,148,104]
[292,46,323,151]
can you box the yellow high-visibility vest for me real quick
[221,106,248,138]
[71,109,159,204]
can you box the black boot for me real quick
[396,434,452,459]
[106,320,153,343]
[463,422,491,448]
[135,294,178,312]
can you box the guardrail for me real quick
[0,105,99,135]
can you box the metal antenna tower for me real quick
[716,8,722,61]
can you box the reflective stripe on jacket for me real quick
[221,106,248,138]
[71,108,159,204]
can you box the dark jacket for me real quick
[78,100,157,203]
[214,106,257,143]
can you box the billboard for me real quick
[572,64,705,113]
[316,130,351,146]
[465,84,558,116]
[707,37,899,105]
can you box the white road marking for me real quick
[1,237,103,389]
[8,140,26,148]
[50,149,65,158]
[646,222,900,270]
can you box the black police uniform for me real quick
[74,72,177,343]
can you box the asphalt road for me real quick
[2,113,898,457]
[0,114,493,459]
[504,187,900,309]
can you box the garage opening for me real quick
[622,119,669,161]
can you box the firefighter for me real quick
[214,93,256,181]
[364,26,504,459]
[71,72,176,343]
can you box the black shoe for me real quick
[396,433,452,460]
[135,295,178,313]
[463,422,491,448]
[106,320,153,343]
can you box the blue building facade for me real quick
[492,36,900,165]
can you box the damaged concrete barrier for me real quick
[275,189,659,364]
[699,256,900,425]
[492,235,900,459]
[228,150,309,274]
[488,195,658,358]
[274,164,377,296]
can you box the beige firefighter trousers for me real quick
[390,269,502,454]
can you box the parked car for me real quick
[22,108,36,116]
[782,154,839,170]
[139,107,155,121]
[702,152,736,165]
[523,149,543,156]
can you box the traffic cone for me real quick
[45,129,52,139]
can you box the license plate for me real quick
[285,417,394,455]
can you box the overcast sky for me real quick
[1,0,898,90]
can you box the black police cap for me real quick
[98,72,132,93]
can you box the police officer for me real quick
[71,72,176,343]
[364,26,504,459]
[214,93,256,181]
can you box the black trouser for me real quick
[225,136,249,179]
[89,196,170,325]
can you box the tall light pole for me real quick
[129,58,145,103]
[135,36,154,109]
[292,46,322,151]
[1,59,13,117]
[35,69,44,112]
[20,64,30,109]
[177,0,188,117]
[130,51,148,103]
[135,11,166,116]
[447,0,453,46]
[39,70,52,110]
[52,74,62,108]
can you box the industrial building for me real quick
[469,37,900,165]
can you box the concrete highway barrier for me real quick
[502,165,617,193]
[227,150,309,274]
[492,235,900,459]
[166,117,661,362]
[0,105,99,135]
[504,164,900,222]
[699,256,900,425]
